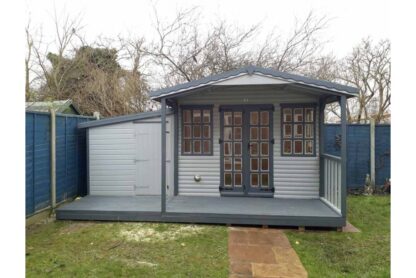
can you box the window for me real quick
[182,106,213,155]
[281,105,316,156]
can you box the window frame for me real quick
[181,105,214,156]
[280,103,317,157]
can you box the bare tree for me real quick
[25,22,34,101]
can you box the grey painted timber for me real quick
[56,195,344,227]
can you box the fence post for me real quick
[50,109,56,212]
[370,118,376,186]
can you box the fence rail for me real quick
[26,111,95,217]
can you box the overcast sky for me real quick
[26,0,389,58]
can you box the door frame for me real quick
[219,104,275,197]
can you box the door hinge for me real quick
[218,138,223,144]
[271,138,275,144]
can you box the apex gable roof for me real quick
[149,65,358,100]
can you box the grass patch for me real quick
[26,221,228,277]
[285,195,390,278]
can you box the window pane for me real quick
[193,125,201,138]
[184,125,191,138]
[261,142,269,156]
[251,174,259,187]
[193,140,201,154]
[283,140,292,154]
[250,111,259,125]
[294,108,303,122]
[234,127,242,140]
[250,127,258,140]
[305,108,314,122]
[234,142,242,156]
[250,142,258,156]
[260,127,269,140]
[224,127,232,141]
[234,157,242,171]
[261,158,268,171]
[224,157,232,171]
[203,109,211,123]
[305,124,313,138]
[294,140,303,154]
[251,158,259,171]
[183,140,191,153]
[203,125,210,139]
[224,173,232,187]
[261,174,269,187]
[224,112,233,126]
[283,108,292,122]
[193,110,201,123]
[183,110,191,123]
[283,124,292,138]
[260,111,269,125]
[234,173,242,187]
[224,142,232,156]
[203,140,211,154]
[294,124,303,138]
[305,140,313,154]
[234,112,242,126]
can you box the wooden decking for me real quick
[56,195,344,227]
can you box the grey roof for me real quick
[25,99,81,114]
[78,109,173,129]
[149,65,359,100]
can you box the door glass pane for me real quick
[294,108,303,122]
[234,157,242,171]
[250,111,259,125]
[224,173,232,187]
[203,140,210,154]
[234,112,242,126]
[251,174,259,187]
[283,140,292,154]
[294,140,303,154]
[305,124,313,138]
[193,125,201,138]
[224,112,232,126]
[261,174,269,187]
[234,127,242,140]
[261,158,269,171]
[203,109,211,123]
[260,127,269,140]
[224,127,232,141]
[183,140,191,153]
[283,124,292,138]
[203,125,210,138]
[261,142,269,156]
[250,143,258,156]
[193,140,201,153]
[234,173,242,187]
[183,110,191,123]
[305,108,314,122]
[250,127,258,140]
[294,124,303,138]
[260,111,269,125]
[305,140,313,154]
[224,157,232,171]
[251,158,259,171]
[193,110,201,123]
[184,125,191,138]
[283,108,292,122]
[234,142,242,156]
[224,142,232,156]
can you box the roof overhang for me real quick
[149,65,359,101]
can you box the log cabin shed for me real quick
[57,65,358,228]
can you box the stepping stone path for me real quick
[228,227,307,278]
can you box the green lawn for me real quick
[26,196,390,277]
[26,222,228,277]
[285,195,391,278]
